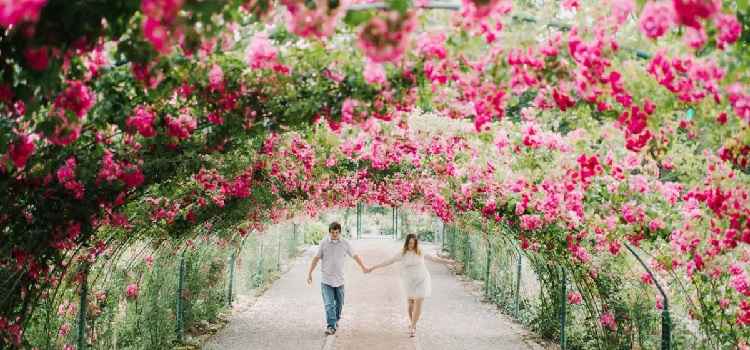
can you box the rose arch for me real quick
[1,0,750,349]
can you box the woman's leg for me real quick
[411,298,424,329]
[407,298,415,326]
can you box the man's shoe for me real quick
[325,326,336,335]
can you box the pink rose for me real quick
[8,133,36,168]
[126,105,157,137]
[639,2,675,39]
[567,291,582,305]
[126,283,140,300]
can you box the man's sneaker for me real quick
[325,326,336,335]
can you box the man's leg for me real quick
[321,283,337,330]
[333,285,345,328]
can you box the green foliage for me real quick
[303,222,327,245]
[443,216,702,350]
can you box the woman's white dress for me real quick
[387,251,432,299]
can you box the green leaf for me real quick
[739,0,749,13]
[343,10,374,27]
[387,0,410,13]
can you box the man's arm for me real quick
[307,256,320,285]
[352,254,367,272]
[367,254,399,273]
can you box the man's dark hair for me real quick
[329,222,341,232]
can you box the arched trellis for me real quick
[1,1,748,349]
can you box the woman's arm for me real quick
[425,253,451,264]
[366,255,399,273]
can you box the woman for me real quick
[365,233,449,337]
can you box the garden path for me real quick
[204,239,545,350]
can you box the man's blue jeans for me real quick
[321,283,344,329]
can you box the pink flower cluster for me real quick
[50,221,81,251]
[610,0,635,26]
[141,0,184,54]
[207,111,224,126]
[0,317,23,346]
[417,33,447,60]
[672,0,720,29]
[126,105,158,137]
[577,154,602,184]
[56,157,84,200]
[358,11,416,63]
[341,98,359,124]
[0,0,46,28]
[647,53,724,104]
[223,171,253,199]
[165,112,197,140]
[54,80,95,118]
[738,300,750,326]
[715,14,741,49]
[520,214,542,231]
[247,34,281,71]
[460,0,511,21]
[507,48,543,93]
[684,26,707,49]
[282,0,347,39]
[600,311,617,331]
[639,1,675,39]
[125,283,140,300]
[552,88,576,111]
[567,291,582,305]
[48,81,96,145]
[730,264,750,297]
[262,132,279,154]
[98,150,145,189]
[617,101,654,152]
[363,61,387,86]
[24,46,49,71]
[7,133,36,169]
[208,64,224,92]
[727,84,750,123]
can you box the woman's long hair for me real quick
[402,233,421,255]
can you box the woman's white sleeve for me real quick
[385,253,402,265]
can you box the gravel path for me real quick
[204,239,544,350]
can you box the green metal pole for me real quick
[624,244,671,350]
[356,203,362,239]
[465,234,471,277]
[228,251,236,306]
[77,264,89,350]
[441,221,446,251]
[515,250,522,319]
[293,223,297,244]
[484,240,491,297]
[395,207,399,239]
[277,233,282,271]
[560,268,567,350]
[176,250,186,342]
[257,240,264,286]
[451,226,456,256]
[391,207,397,239]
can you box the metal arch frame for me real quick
[347,1,461,11]
[345,3,653,61]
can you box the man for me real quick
[307,221,367,335]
